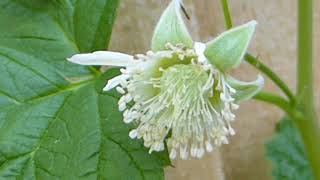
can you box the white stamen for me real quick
[170,149,177,159]
[103,74,130,91]
[232,103,239,110]
[180,146,189,160]
[196,148,205,159]
[221,136,229,144]
[205,141,213,152]
[129,129,138,139]
[116,87,126,94]
[229,127,236,136]
[118,103,126,112]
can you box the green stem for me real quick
[219,0,295,104]
[297,0,320,178]
[253,92,292,116]
[220,0,233,29]
[253,92,303,122]
[244,54,296,104]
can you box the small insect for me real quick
[180,2,190,20]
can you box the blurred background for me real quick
[109,0,320,179]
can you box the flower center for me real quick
[114,44,238,159]
[157,64,211,104]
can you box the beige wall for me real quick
[109,0,320,179]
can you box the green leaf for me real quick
[204,21,257,71]
[225,75,264,103]
[265,117,314,180]
[0,1,169,179]
[151,0,193,51]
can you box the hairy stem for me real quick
[297,0,320,178]
[244,54,296,104]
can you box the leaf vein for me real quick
[0,52,62,90]
[105,136,146,180]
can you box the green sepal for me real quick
[151,0,193,51]
[204,21,257,71]
[226,74,264,103]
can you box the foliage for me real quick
[266,117,314,180]
[0,1,169,179]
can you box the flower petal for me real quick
[151,0,193,51]
[194,42,207,63]
[226,74,264,103]
[204,21,257,71]
[67,51,136,67]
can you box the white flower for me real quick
[68,0,263,159]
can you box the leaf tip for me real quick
[242,20,258,37]
[234,20,258,38]
[247,20,258,27]
[151,0,193,51]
